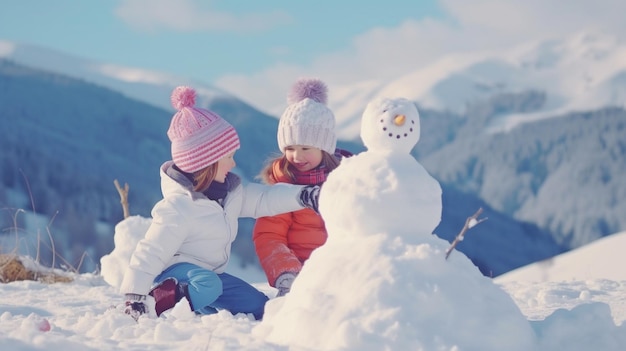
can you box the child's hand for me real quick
[275,272,297,297]
[124,293,148,321]
[299,185,320,213]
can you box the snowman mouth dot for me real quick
[383,126,414,139]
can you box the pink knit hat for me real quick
[167,86,240,173]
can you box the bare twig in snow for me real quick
[445,207,488,260]
[114,179,130,219]
[45,211,59,269]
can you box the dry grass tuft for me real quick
[0,253,73,284]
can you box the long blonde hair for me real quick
[258,150,341,184]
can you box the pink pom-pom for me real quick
[37,318,51,332]
[171,86,196,110]
[287,78,328,105]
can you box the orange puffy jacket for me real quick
[252,160,328,287]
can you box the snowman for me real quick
[256,98,536,351]
[319,97,443,242]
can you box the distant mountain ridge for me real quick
[0,39,230,113]
[0,57,302,271]
[329,31,626,140]
[0,57,562,276]
[5,32,625,139]
[5,31,626,140]
[0,58,172,270]
[4,35,624,275]
[421,93,626,251]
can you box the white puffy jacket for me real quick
[120,161,305,295]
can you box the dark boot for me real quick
[149,278,179,316]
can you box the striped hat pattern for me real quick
[167,86,240,173]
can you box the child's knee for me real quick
[188,269,222,291]
[186,269,222,308]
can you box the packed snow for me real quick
[2,97,625,350]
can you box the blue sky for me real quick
[2,0,626,115]
[0,0,443,82]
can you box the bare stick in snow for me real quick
[114,179,130,219]
[445,207,488,260]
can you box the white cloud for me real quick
[0,40,16,56]
[115,0,292,33]
[95,63,174,84]
[216,63,305,116]
[214,0,626,116]
[441,0,626,38]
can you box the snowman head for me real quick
[360,97,420,154]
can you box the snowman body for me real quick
[320,150,442,242]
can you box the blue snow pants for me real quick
[154,262,269,320]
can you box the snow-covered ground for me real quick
[1,231,625,351]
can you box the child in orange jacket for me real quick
[253,78,351,297]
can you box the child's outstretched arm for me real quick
[239,182,319,218]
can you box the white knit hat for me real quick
[277,78,337,154]
[167,86,240,173]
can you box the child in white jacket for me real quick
[120,86,319,320]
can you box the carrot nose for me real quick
[394,114,406,126]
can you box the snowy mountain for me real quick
[322,30,626,254]
[1,32,625,351]
[5,31,625,139]
[0,39,359,180]
[0,39,230,113]
[329,31,626,139]
[2,35,624,277]
[423,103,626,251]
[0,58,556,276]
[0,58,365,272]
[496,230,626,283]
